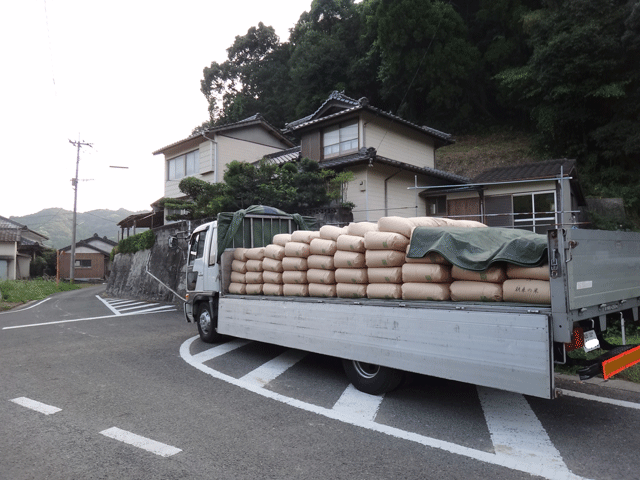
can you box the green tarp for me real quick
[217,205,317,258]
[407,227,548,271]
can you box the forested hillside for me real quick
[196,0,640,222]
[11,208,140,249]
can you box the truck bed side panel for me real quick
[217,296,553,398]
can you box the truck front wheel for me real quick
[341,359,404,395]
[196,303,221,343]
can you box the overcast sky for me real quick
[0,0,312,219]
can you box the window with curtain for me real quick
[168,150,199,180]
[323,121,358,158]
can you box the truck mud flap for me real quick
[578,344,640,380]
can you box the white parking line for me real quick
[477,387,570,475]
[240,349,307,387]
[119,303,159,311]
[99,427,181,457]
[559,388,640,410]
[10,397,61,415]
[192,339,251,363]
[332,384,384,421]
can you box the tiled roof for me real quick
[259,146,302,165]
[473,159,577,183]
[0,229,20,243]
[320,148,469,184]
[284,91,453,147]
[153,113,294,155]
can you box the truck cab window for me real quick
[188,229,208,266]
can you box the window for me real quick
[188,229,208,266]
[323,121,358,157]
[513,191,556,233]
[168,150,199,180]
[426,196,447,216]
[75,259,91,268]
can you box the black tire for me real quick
[196,302,221,343]
[341,359,404,395]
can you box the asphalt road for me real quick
[1,286,639,480]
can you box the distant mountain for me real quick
[10,208,143,250]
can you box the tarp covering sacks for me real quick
[407,227,547,270]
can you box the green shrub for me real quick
[114,230,156,256]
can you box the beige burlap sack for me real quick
[310,238,338,256]
[262,271,283,284]
[307,254,335,270]
[263,283,284,296]
[245,247,265,260]
[450,281,503,302]
[448,219,487,228]
[245,283,263,295]
[282,257,308,271]
[402,264,451,283]
[364,231,410,252]
[262,257,284,273]
[272,233,292,247]
[367,283,402,299]
[291,230,321,244]
[336,234,366,253]
[319,225,346,241]
[404,247,451,265]
[410,217,448,228]
[335,268,368,284]
[308,283,337,298]
[503,279,551,304]
[306,269,336,285]
[233,248,248,261]
[377,216,414,238]
[231,260,247,274]
[334,250,366,268]
[367,267,402,284]
[365,250,405,268]
[402,283,451,301]
[506,264,549,281]
[451,265,507,283]
[284,241,311,258]
[245,259,263,272]
[347,222,379,237]
[336,283,367,299]
[245,271,264,284]
[230,271,246,284]
[283,271,308,284]
[264,244,286,261]
[228,282,247,295]
[283,284,309,297]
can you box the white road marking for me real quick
[181,336,587,480]
[119,303,159,311]
[559,388,640,410]
[99,427,181,457]
[240,349,308,387]
[97,296,121,315]
[332,384,384,421]
[191,339,251,363]
[0,297,51,315]
[477,386,570,475]
[10,397,61,415]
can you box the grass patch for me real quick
[555,333,640,383]
[0,279,81,311]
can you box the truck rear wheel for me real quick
[196,303,221,343]
[341,359,404,395]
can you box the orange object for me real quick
[602,345,640,379]
[565,327,584,352]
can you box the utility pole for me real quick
[68,136,92,283]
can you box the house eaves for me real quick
[320,148,469,184]
[153,114,294,156]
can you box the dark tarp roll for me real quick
[217,205,317,258]
[407,227,548,271]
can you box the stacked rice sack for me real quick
[261,233,289,296]
[449,264,506,302]
[364,230,409,299]
[502,264,551,304]
[244,247,265,295]
[229,248,248,294]
[335,222,377,299]
[401,249,453,301]
[306,225,344,298]
[281,230,320,297]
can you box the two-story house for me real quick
[277,91,469,222]
[0,216,48,280]
[153,114,295,221]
